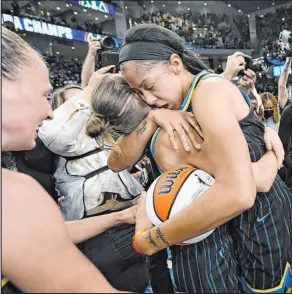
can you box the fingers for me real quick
[271,140,285,169]
[165,125,178,150]
[175,124,190,151]
[182,119,202,149]
[188,115,204,138]
[96,65,115,75]
[264,136,272,151]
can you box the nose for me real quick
[46,102,54,121]
[143,92,158,106]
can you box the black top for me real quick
[279,104,292,188]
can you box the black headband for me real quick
[119,42,178,65]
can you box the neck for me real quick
[182,71,195,99]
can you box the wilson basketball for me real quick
[146,166,216,244]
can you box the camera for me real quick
[279,29,292,57]
[100,36,116,51]
[240,55,270,75]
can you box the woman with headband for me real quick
[108,24,292,293]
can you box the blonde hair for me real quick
[260,92,280,123]
[2,27,43,80]
[86,74,150,146]
[51,84,82,110]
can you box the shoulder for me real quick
[3,168,42,193]
[195,75,241,99]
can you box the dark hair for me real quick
[86,74,150,143]
[120,24,210,74]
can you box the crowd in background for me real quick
[5,0,104,34]
[132,10,250,49]
[45,54,83,88]
[257,7,292,56]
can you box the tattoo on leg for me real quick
[136,120,147,135]
[156,227,170,247]
[146,231,161,250]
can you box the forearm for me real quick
[81,53,96,89]
[108,113,158,172]
[278,61,291,109]
[66,212,123,244]
[251,150,277,192]
[136,182,253,255]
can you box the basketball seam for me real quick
[166,170,195,220]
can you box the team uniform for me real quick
[150,71,292,293]
[150,72,243,293]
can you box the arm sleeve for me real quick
[38,96,91,156]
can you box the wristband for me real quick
[132,228,151,255]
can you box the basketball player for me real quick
[87,73,286,293]
[1,27,125,293]
[106,25,292,293]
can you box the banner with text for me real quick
[68,0,115,16]
[2,14,119,47]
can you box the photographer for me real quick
[278,57,292,111]
[81,38,101,89]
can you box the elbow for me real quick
[235,181,257,211]
[107,155,124,172]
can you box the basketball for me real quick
[146,166,216,244]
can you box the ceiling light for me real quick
[104,15,108,18]
[37,2,41,5]
[56,52,59,55]
[56,7,60,10]
[204,2,207,6]
[47,12,50,15]
[248,14,250,17]
[261,14,264,17]
[66,4,69,7]
[83,9,87,12]
[257,6,260,9]
[282,18,285,21]
[272,2,275,5]
[150,0,154,3]
[178,1,181,4]
[71,47,75,50]
[162,4,165,7]
[125,5,128,9]
[238,9,241,12]
[74,11,78,14]
[187,7,190,10]
[49,43,52,45]
[95,17,98,20]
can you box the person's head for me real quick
[51,84,83,110]
[260,92,280,123]
[86,74,150,143]
[119,24,210,110]
[2,27,53,151]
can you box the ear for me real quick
[169,53,183,75]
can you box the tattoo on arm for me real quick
[136,120,147,135]
[146,230,161,250]
[156,227,170,247]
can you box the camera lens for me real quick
[101,37,115,50]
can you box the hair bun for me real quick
[86,114,109,138]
